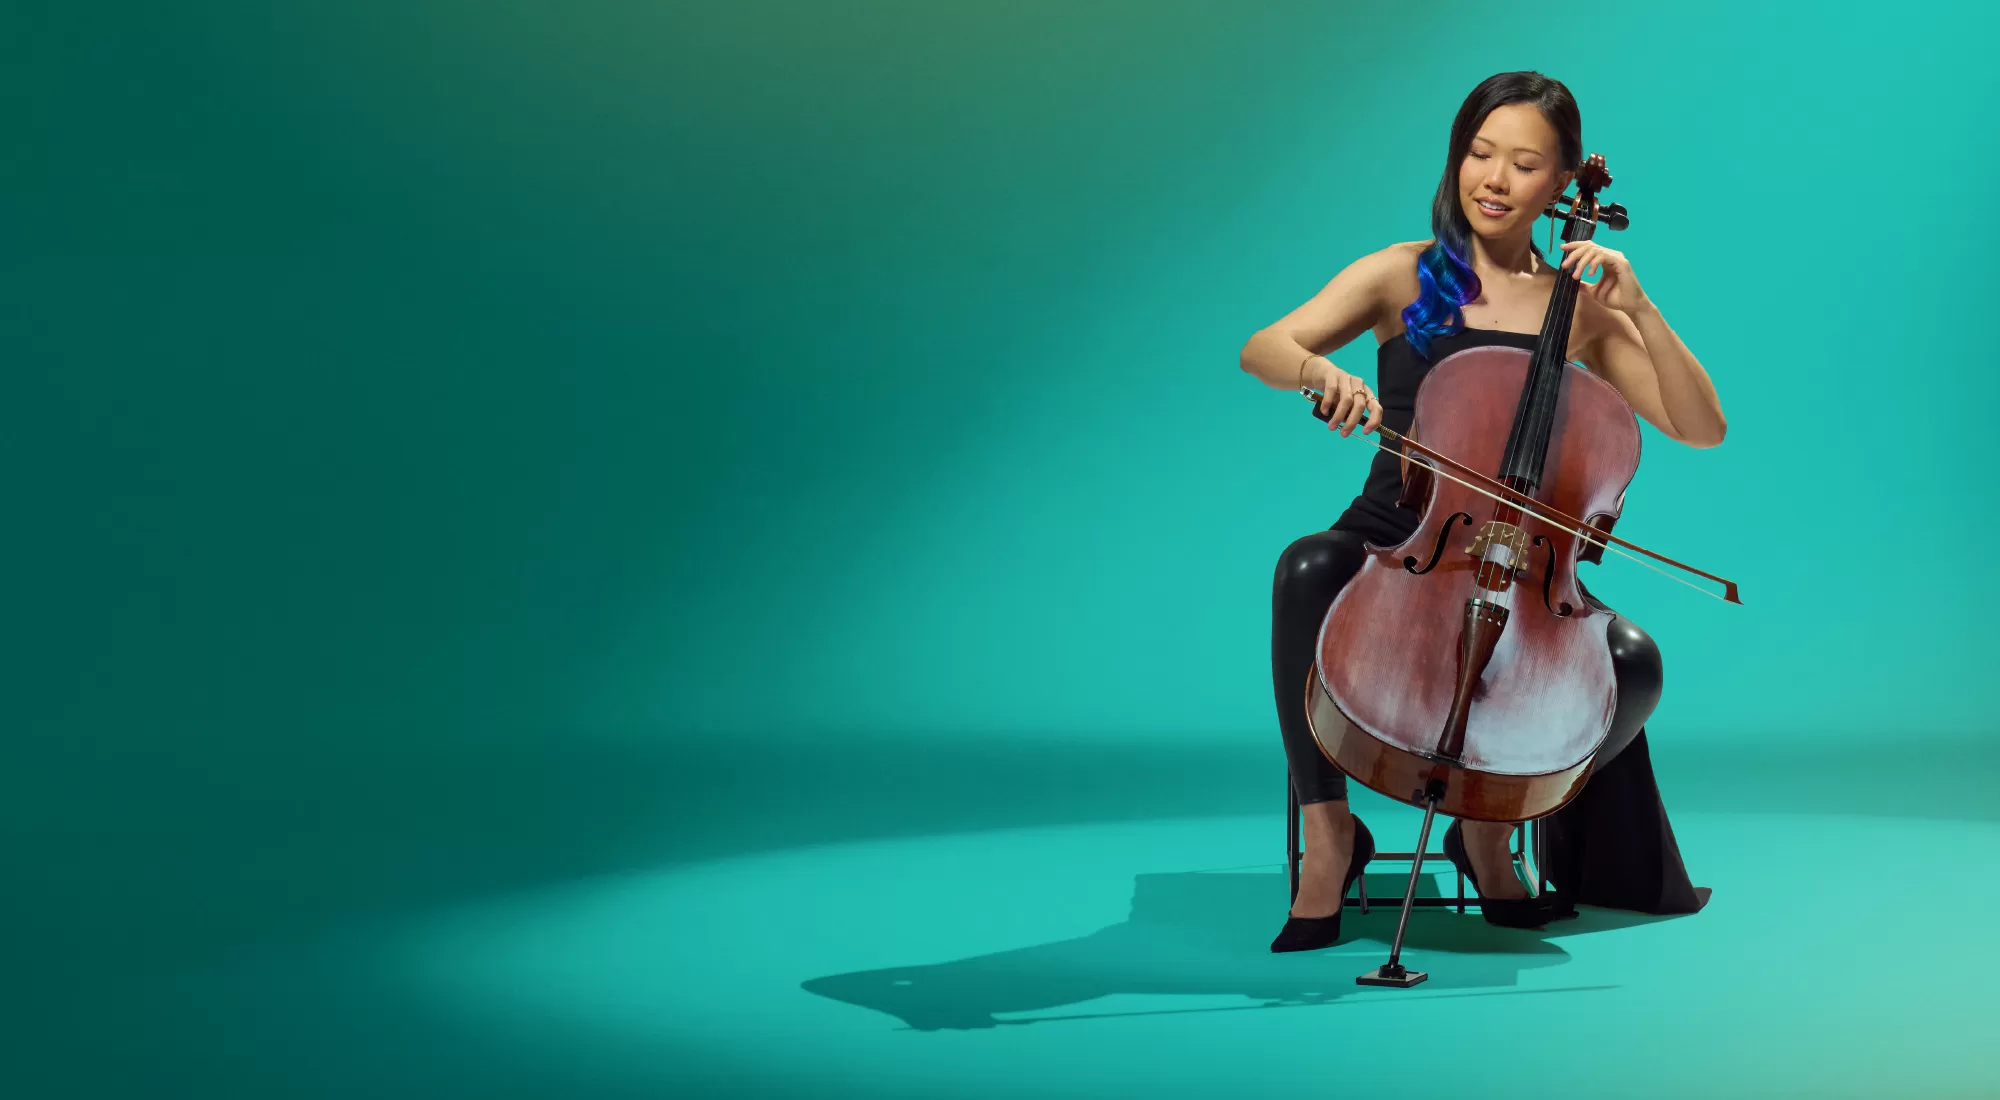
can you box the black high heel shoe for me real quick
[1441,820,1552,929]
[1270,816,1375,953]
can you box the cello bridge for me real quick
[1466,521,1531,576]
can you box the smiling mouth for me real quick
[1475,199,1511,213]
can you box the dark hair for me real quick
[1401,72,1582,360]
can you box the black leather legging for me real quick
[1274,529,1663,805]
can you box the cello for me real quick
[1298,154,1739,987]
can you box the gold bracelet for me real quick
[1297,352,1319,387]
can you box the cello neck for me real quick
[1496,192,1602,490]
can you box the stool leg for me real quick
[1533,818,1551,894]
[1512,821,1542,898]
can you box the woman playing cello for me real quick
[1238,71,1727,952]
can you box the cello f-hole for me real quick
[1533,534,1574,617]
[1405,513,1474,576]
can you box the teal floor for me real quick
[36,805,2000,1097]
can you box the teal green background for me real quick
[8,1,2000,1095]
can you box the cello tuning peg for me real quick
[1540,194,1631,232]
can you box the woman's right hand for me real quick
[1306,356,1383,437]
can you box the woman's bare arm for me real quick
[1238,242,1423,390]
[1576,298,1727,448]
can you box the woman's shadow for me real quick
[803,869,1680,1030]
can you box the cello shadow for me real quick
[802,870,1636,1031]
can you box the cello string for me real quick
[1497,201,1569,481]
[1527,230,1580,474]
[1349,435,1731,603]
[1518,200,1579,485]
[1523,217,1562,463]
[1526,206,1588,471]
[1515,203,1598,524]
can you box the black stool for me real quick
[1286,770,1549,913]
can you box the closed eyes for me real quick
[1469,153,1538,172]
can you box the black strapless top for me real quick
[1329,326,1544,546]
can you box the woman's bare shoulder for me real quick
[1360,239,1432,272]
[1342,240,1430,308]
[1380,239,1431,284]
[1358,240,1431,339]
[1268,240,1435,353]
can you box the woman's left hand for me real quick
[1558,240,1651,314]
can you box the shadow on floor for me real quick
[804,870,1688,1031]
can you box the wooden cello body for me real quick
[1306,345,1640,822]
